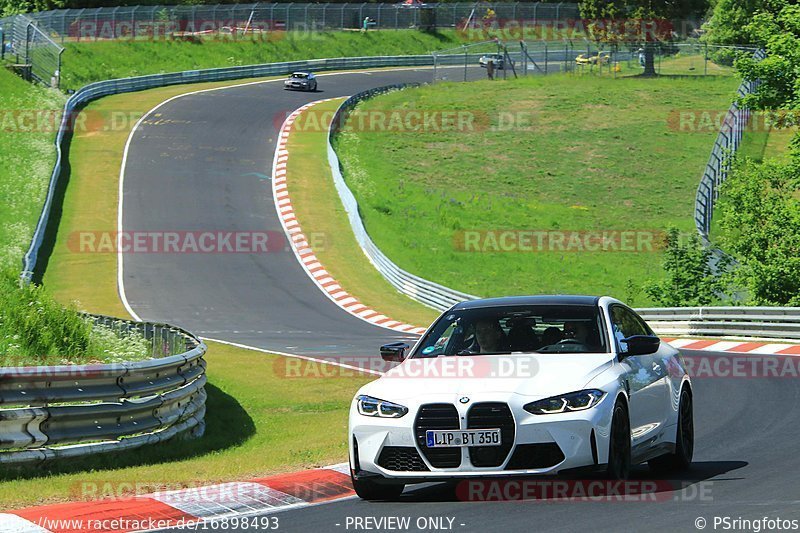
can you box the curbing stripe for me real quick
[9,466,353,533]
[270,100,428,336]
[664,338,800,355]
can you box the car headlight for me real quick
[356,395,408,418]
[523,389,606,415]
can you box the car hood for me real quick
[360,353,614,402]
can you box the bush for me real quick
[717,157,800,305]
[0,271,150,366]
[640,228,732,307]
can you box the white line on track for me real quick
[116,65,451,323]
[202,336,384,376]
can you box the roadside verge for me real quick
[277,98,437,329]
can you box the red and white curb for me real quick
[1,464,353,533]
[664,337,800,355]
[272,99,427,336]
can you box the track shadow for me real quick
[392,460,748,503]
[0,383,255,482]
[30,117,76,285]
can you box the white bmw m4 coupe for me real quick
[348,295,693,500]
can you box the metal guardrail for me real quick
[0,315,207,465]
[326,84,800,337]
[694,48,766,246]
[19,54,455,283]
[327,85,478,311]
[639,307,800,341]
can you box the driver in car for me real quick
[474,319,509,353]
[563,321,589,344]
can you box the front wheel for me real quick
[607,398,631,479]
[649,387,693,472]
[351,474,404,501]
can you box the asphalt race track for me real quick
[154,349,799,533]
[121,69,800,532]
[122,67,482,357]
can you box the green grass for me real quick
[286,98,438,327]
[0,271,150,366]
[61,29,467,90]
[710,116,795,238]
[0,339,371,509]
[0,69,64,271]
[14,79,373,509]
[42,77,284,316]
[335,74,741,306]
[0,69,142,366]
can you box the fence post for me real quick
[544,41,548,74]
[57,47,64,89]
[112,6,119,35]
[463,45,468,82]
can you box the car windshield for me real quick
[411,304,608,357]
[291,73,309,79]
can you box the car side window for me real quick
[610,305,648,354]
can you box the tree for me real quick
[641,228,730,306]
[735,2,800,122]
[717,158,800,305]
[579,0,710,76]
[701,0,767,64]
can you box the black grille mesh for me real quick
[467,402,515,467]
[377,446,430,471]
[415,403,461,468]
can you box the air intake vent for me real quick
[415,403,461,468]
[506,443,565,470]
[377,446,430,472]
[467,402,515,467]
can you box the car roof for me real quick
[451,295,601,310]
[292,71,311,75]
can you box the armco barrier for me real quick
[0,315,207,465]
[694,48,766,246]
[20,54,459,283]
[327,85,478,311]
[638,307,800,341]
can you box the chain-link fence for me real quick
[433,41,760,82]
[1,14,64,87]
[17,3,578,43]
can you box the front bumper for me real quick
[350,393,615,482]
[284,82,310,90]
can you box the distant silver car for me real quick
[479,53,512,70]
[284,71,317,91]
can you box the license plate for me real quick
[425,429,501,448]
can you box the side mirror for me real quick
[380,342,410,362]
[620,335,661,357]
